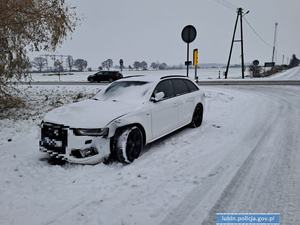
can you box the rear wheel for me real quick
[190,104,203,128]
[113,126,144,163]
[109,78,113,83]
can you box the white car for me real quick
[39,75,205,164]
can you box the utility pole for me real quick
[225,8,248,79]
[239,8,245,79]
[272,22,278,64]
[282,54,285,65]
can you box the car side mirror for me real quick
[151,92,165,102]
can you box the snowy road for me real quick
[1,79,300,224]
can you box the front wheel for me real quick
[190,104,203,128]
[113,126,144,163]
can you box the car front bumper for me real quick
[39,122,111,165]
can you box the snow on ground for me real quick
[25,67,248,82]
[267,66,300,80]
[0,68,300,225]
[0,85,101,146]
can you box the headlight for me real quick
[73,128,109,137]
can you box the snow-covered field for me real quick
[0,67,300,225]
[25,67,248,82]
[24,66,300,83]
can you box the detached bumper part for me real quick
[71,147,98,158]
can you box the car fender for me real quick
[105,106,152,143]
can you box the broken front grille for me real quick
[40,123,68,154]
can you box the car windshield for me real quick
[94,81,152,102]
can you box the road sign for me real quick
[264,62,275,67]
[253,60,259,66]
[185,61,192,66]
[181,25,197,77]
[181,25,197,43]
[193,49,198,65]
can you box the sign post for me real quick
[193,49,199,82]
[119,59,124,72]
[181,25,197,77]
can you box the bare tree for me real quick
[133,61,141,70]
[150,62,159,70]
[54,60,63,72]
[289,54,300,68]
[0,0,77,102]
[66,56,74,72]
[140,61,148,70]
[32,57,47,72]
[107,59,113,70]
[101,59,113,70]
[158,63,168,70]
[74,59,88,72]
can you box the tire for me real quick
[109,78,113,83]
[88,78,94,82]
[190,104,203,128]
[113,126,144,163]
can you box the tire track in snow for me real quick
[158,90,281,225]
[200,87,300,225]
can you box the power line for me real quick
[209,0,236,11]
[243,17,273,48]
[244,17,291,60]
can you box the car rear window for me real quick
[183,80,199,92]
[171,79,189,96]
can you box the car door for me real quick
[102,72,110,81]
[171,79,195,126]
[96,72,104,81]
[150,80,179,140]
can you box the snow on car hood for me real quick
[44,99,139,128]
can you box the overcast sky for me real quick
[39,0,300,68]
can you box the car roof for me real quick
[120,75,192,83]
[98,71,120,73]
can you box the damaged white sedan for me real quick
[39,75,205,164]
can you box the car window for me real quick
[171,79,189,96]
[152,80,174,99]
[183,80,199,92]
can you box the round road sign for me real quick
[253,60,259,66]
[181,25,197,43]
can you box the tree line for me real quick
[31,56,171,72]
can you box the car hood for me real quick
[44,99,140,128]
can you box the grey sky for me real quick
[45,0,300,68]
